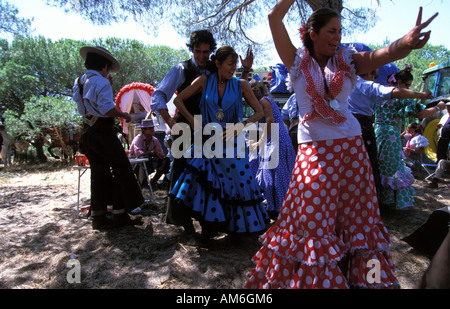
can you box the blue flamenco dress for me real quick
[169,73,269,233]
[249,96,296,216]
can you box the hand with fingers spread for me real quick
[401,7,438,50]
[240,47,254,71]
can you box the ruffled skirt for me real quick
[170,136,269,233]
[245,136,398,289]
[376,124,415,209]
[249,138,296,213]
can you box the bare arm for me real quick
[415,100,446,119]
[258,98,274,145]
[353,7,438,75]
[391,88,433,100]
[106,107,131,122]
[241,80,264,125]
[156,108,175,129]
[268,0,298,71]
[173,75,205,128]
[225,80,264,141]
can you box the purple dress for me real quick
[249,96,296,216]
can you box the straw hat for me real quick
[79,46,121,73]
[138,119,155,128]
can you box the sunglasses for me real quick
[401,81,412,88]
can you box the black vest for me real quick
[176,59,202,125]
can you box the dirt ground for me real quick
[0,161,449,289]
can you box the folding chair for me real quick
[403,152,437,181]
[421,162,438,181]
[130,157,155,200]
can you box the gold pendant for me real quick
[215,109,224,121]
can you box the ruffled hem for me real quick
[380,166,414,191]
[246,255,350,289]
[258,221,391,265]
[245,222,397,289]
[170,158,269,233]
[175,157,265,205]
[378,182,416,210]
[170,193,269,233]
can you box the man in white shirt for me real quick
[73,46,144,230]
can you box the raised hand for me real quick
[240,47,254,70]
[402,7,438,50]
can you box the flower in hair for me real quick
[299,23,308,43]
[404,64,413,72]
[388,74,397,84]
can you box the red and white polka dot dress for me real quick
[245,136,398,289]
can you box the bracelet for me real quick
[242,67,251,73]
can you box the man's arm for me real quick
[151,64,185,128]
[106,107,131,122]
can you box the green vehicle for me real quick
[421,61,450,161]
[422,61,450,100]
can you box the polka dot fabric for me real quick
[170,140,269,234]
[245,136,398,289]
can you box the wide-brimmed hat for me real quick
[79,46,121,73]
[138,119,155,128]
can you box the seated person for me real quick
[130,119,170,187]
[427,158,450,188]
[402,123,428,158]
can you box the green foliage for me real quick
[2,96,82,142]
[90,37,190,94]
[0,36,188,115]
[369,42,450,91]
[0,36,85,115]
[0,35,189,150]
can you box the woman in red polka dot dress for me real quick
[245,0,438,289]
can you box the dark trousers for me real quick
[436,138,449,162]
[80,118,144,217]
[134,156,171,187]
[355,115,381,194]
[164,132,200,230]
[288,124,298,151]
[165,155,194,226]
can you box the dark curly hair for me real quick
[186,30,217,53]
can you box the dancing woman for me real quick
[170,46,269,240]
[246,0,437,289]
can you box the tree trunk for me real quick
[33,137,48,163]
